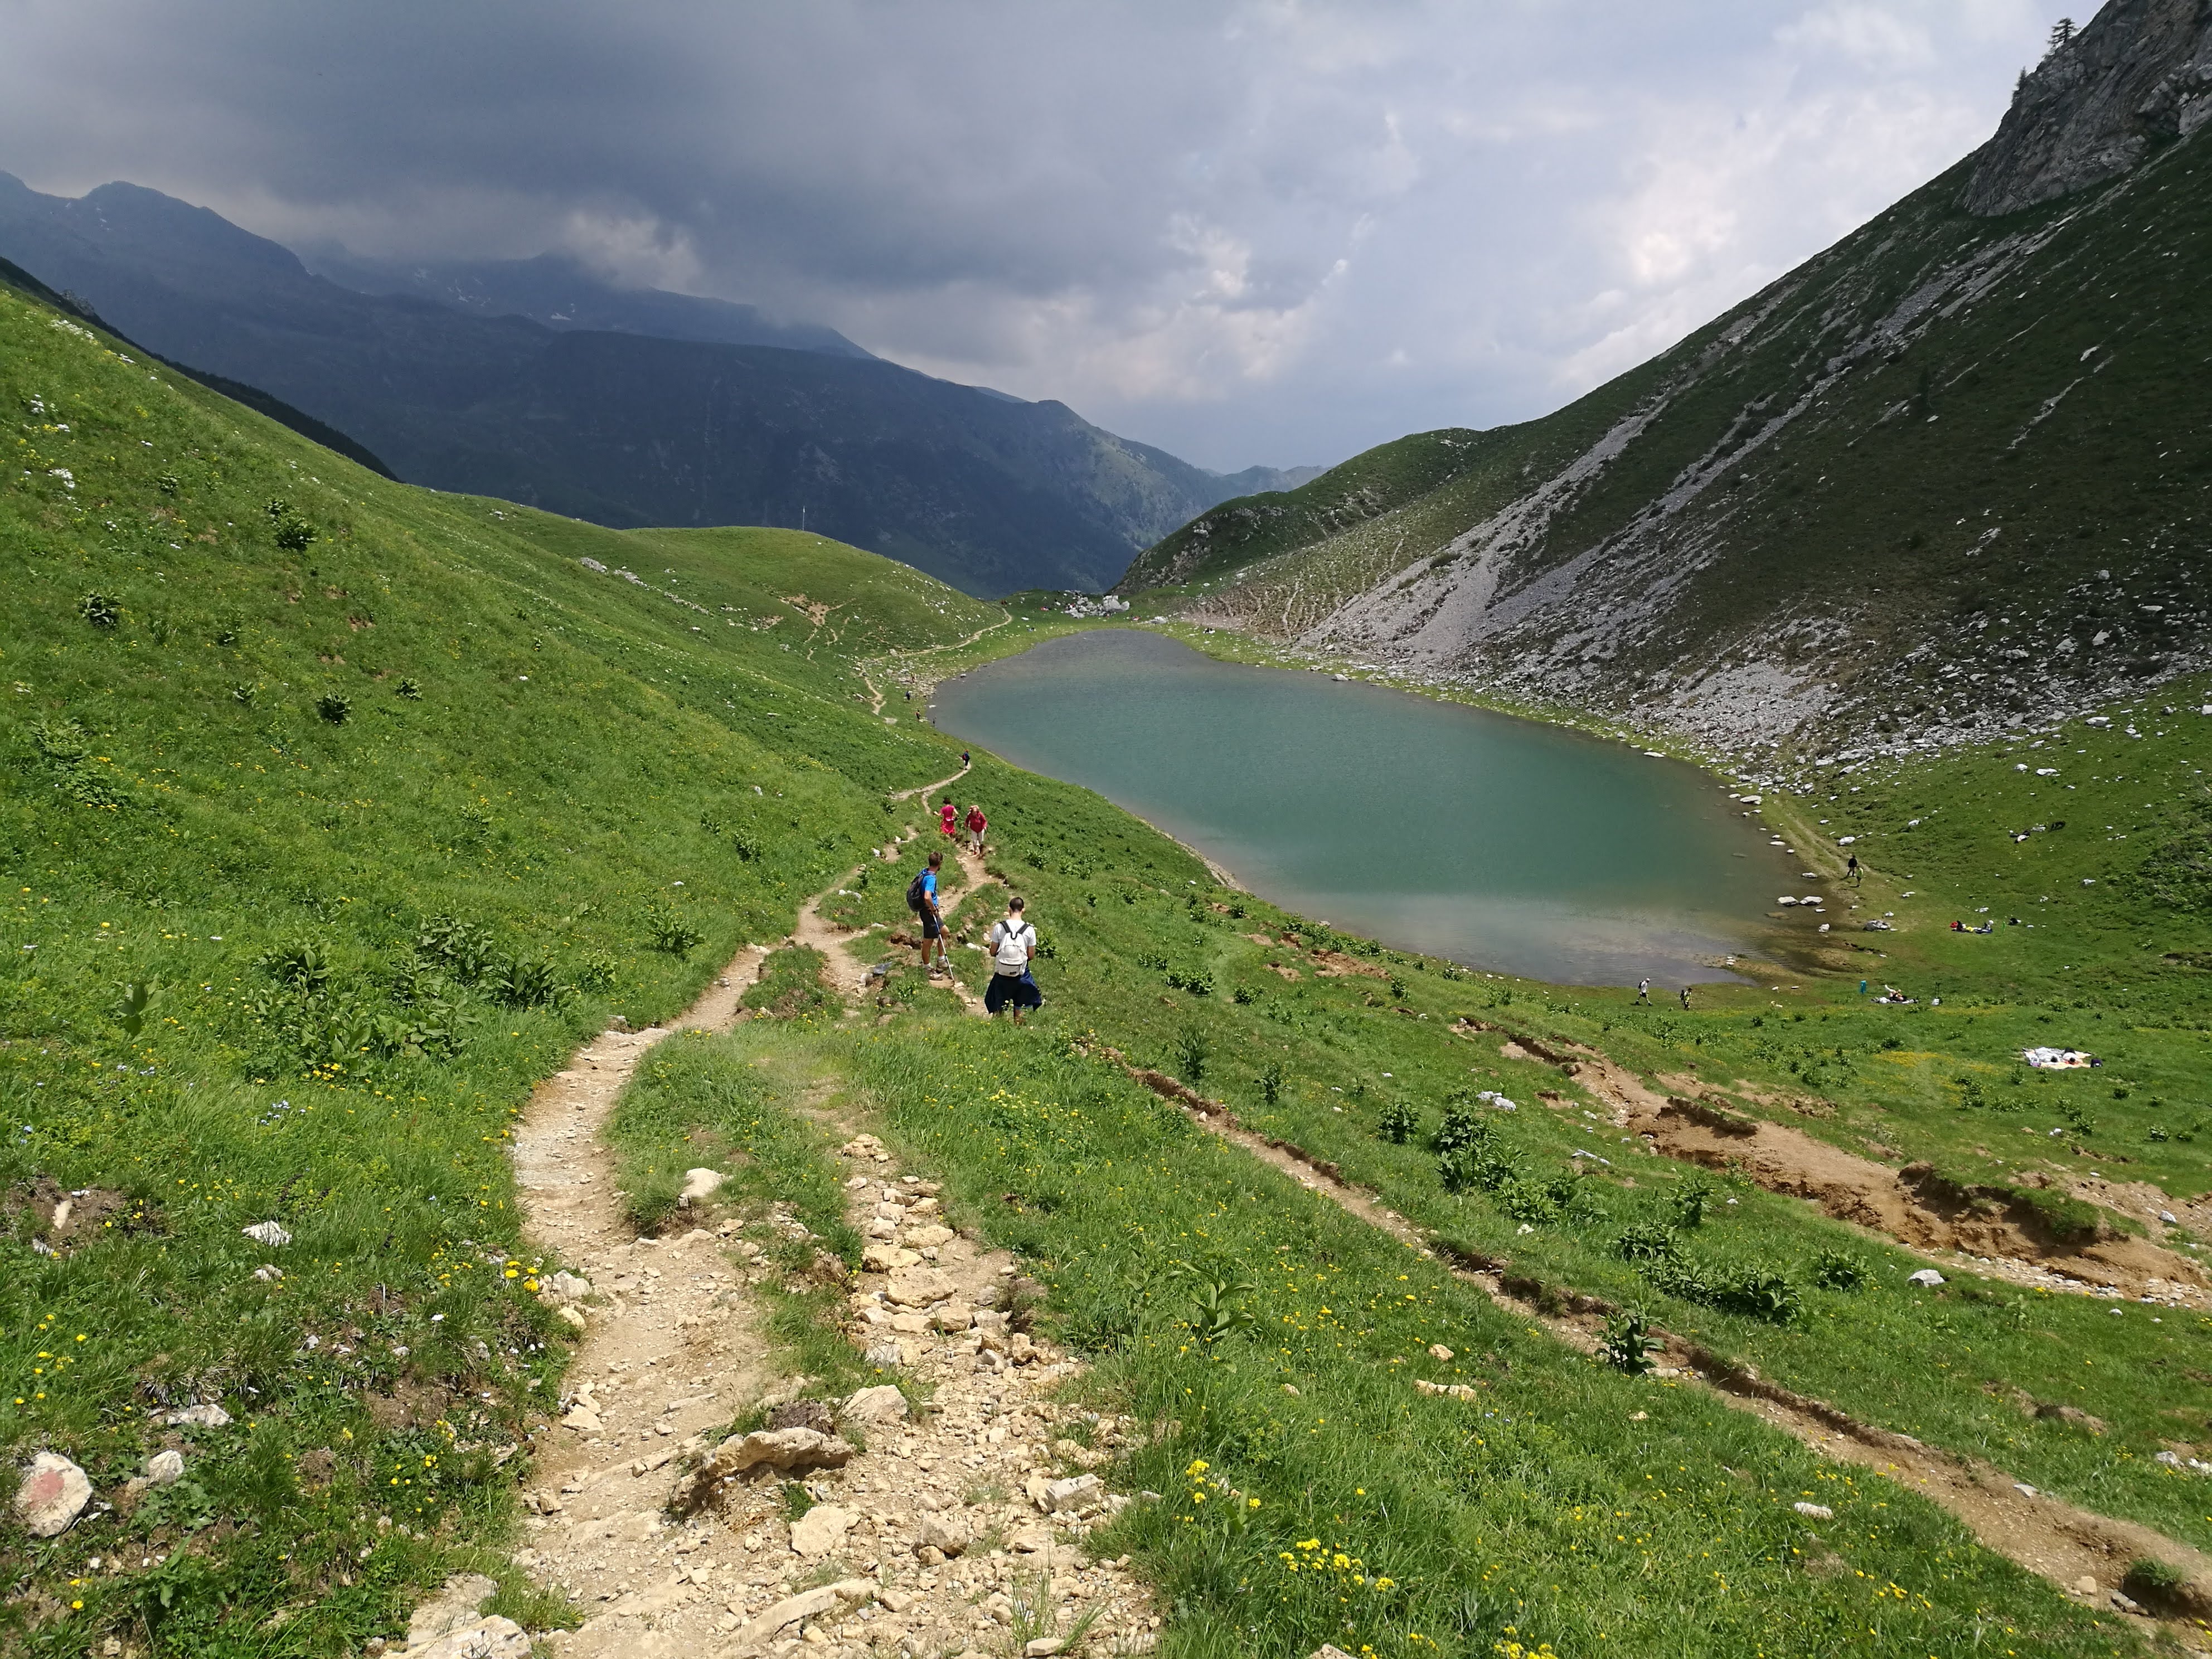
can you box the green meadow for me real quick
[3,260,2208,1658]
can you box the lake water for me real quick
[931,630,1812,986]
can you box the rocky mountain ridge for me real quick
[1965,0,2212,215]
[1126,0,2212,785]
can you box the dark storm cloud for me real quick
[0,2,2059,469]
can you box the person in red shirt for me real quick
[965,803,987,853]
[939,797,958,838]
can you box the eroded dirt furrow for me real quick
[1453,1018,2209,1308]
[1080,1040,2212,1640]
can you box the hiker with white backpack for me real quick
[983,895,1043,1023]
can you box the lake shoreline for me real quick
[931,629,1818,988]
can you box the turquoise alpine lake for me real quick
[931,629,1818,986]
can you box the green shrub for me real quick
[1811,1248,1870,1292]
[494,955,569,1010]
[1493,1171,1576,1225]
[1175,1265,1257,1344]
[1613,1222,1680,1263]
[77,590,120,628]
[1669,1176,1714,1230]
[1432,1094,1491,1156]
[28,713,129,807]
[316,693,351,725]
[1257,1060,1284,1106]
[259,937,333,993]
[417,915,498,982]
[1173,1027,1210,1081]
[1710,1268,1804,1325]
[266,497,317,550]
[647,904,708,957]
[1376,1100,1419,1143]
[1598,1309,1658,1375]
[110,978,156,1038]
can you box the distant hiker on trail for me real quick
[1846,853,1861,885]
[966,803,987,854]
[1636,977,1651,1004]
[984,895,1042,1023]
[908,851,947,976]
[939,797,959,838]
[961,750,971,770]
[1679,986,1692,1010]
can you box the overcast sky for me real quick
[0,1,2063,472]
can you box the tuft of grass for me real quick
[741,945,837,1022]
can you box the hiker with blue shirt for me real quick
[908,850,948,977]
[984,895,1043,1023]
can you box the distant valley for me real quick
[0,173,1316,596]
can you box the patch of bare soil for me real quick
[6,1176,158,1255]
[1095,1044,2212,1639]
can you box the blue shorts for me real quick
[984,971,1042,1013]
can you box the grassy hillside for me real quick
[896,686,2212,1548]
[1117,427,1492,593]
[1122,121,2212,773]
[594,700,2212,1656]
[0,273,1018,1651]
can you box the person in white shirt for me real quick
[983,895,1042,1023]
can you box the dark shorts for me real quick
[921,914,943,939]
[985,970,1042,1013]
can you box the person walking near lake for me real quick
[1636,977,1651,1005]
[984,895,1042,1023]
[966,802,987,855]
[939,796,959,840]
[910,850,947,977]
[1679,985,1692,1010]
[961,750,971,770]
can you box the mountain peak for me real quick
[1963,0,2212,216]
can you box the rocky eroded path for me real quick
[382,791,1157,1659]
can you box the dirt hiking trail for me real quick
[386,783,1152,1658]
